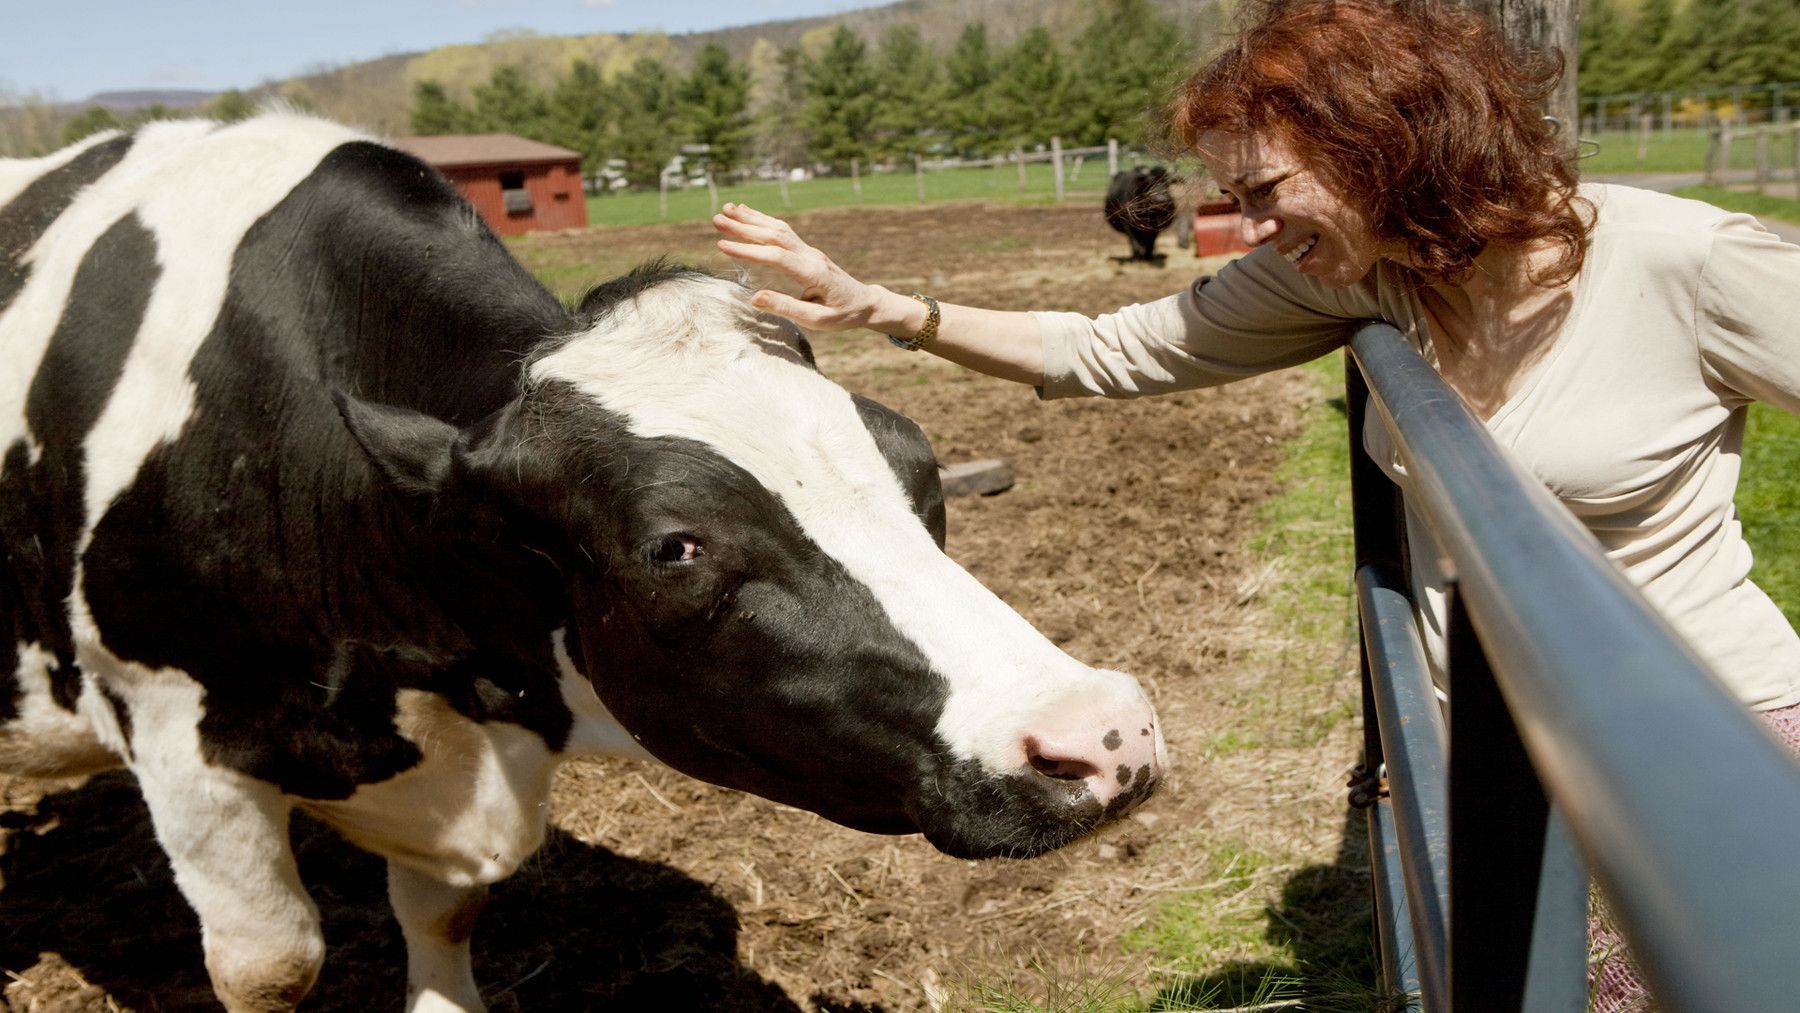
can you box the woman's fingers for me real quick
[716,203,810,251]
[715,204,868,332]
[752,289,831,329]
[711,210,784,247]
[715,237,792,270]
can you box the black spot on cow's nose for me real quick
[1115,763,1132,786]
[1102,729,1122,751]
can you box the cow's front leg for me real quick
[390,860,489,1013]
[134,762,323,1011]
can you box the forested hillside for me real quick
[1578,0,1800,96]
[2,0,1220,158]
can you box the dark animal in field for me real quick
[1105,166,1180,262]
[0,114,1165,1012]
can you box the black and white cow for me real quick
[1104,166,1179,262]
[0,115,1165,1011]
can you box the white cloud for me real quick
[583,0,618,7]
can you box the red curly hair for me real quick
[1170,0,1590,286]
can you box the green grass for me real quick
[1669,184,1800,224]
[1579,125,1800,177]
[1119,357,1387,1013]
[1249,358,1357,652]
[1579,127,1717,174]
[1740,404,1800,628]
[586,159,1111,226]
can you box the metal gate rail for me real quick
[1345,321,1800,1011]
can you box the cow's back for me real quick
[0,116,572,788]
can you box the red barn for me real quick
[391,134,587,237]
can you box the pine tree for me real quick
[871,24,941,160]
[1070,0,1189,147]
[546,60,611,181]
[411,80,477,135]
[472,65,549,136]
[943,23,997,154]
[612,56,681,186]
[803,27,879,167]
[756,45,812,173]
[678,43,753,175]
[992,28,1075,149]
[1579,0,1630,98]
[1659,0,1747,91]
[1619,0,1679,94]
[1734,0,1800,91]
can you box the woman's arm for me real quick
[712,202,1045,385]
[1696,214,1800,414]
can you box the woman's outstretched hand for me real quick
[712,203,886,332]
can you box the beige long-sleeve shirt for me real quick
[1035,184,1800,710]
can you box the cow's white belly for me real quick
[306,652,656,888]
[306,689,563,887]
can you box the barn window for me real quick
[500,171,532,215]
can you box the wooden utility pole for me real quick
[1466,0,1580,155]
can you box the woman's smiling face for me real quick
[1195,130,1398,288]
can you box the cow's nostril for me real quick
[1026,740,1100,782]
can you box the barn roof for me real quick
[389,134,582,168]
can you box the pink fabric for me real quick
[1589,701,1800,1012]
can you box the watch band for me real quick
[886,293,939,351]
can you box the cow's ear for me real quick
[334,391,459,496]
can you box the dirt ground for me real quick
[0,203,1366,1011]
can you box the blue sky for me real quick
[6,0,889,103]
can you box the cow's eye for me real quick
[647,533,703,565]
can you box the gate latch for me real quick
[1346,763,1389,809]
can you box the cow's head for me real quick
[341,263,1164,859]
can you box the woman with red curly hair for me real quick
[715,2,1800,1000]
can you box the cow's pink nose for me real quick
[1023,705,1163,810]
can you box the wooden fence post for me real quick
[1468,0,1577,155]
[1107,138,1119,177]
[1014,148,1026,191]
[852,158,861,199]
[1792,125,1799,201]
[1637,114,1651,164]
[915,154,925,204]
[659,170,668,219]
[1754,127,1770,193]
[706,173,719,213]
[778,166,791,209]
[1051,136,1064,201]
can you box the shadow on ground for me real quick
[1146,805,1395,1013]
[0,771,799,1011]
